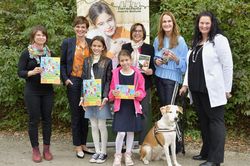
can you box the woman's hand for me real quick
[155,58,163,66]
[143,68,153,75]
[165,50,179,65]
[99,98,108,110]
[179,86,188,96]
[65,79,73,86]
[226,92,232,99]
[28,67,43,76]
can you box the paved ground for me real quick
[0,132,249,166]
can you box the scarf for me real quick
[131,40,144,68]
[28,44,51,64]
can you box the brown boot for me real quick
[43,144,53,161]
[32,146,42,163]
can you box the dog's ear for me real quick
[177,106,183,114]
[160,106,167,115]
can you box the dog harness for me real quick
[153,122,176,147]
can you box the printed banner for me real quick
[40,57,60,84]
[77,0,150,68]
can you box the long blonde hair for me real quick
[157,11,180,50]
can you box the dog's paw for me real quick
[142,159,149,165]
[174,162,181,166]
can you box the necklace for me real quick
[192,45,203,63]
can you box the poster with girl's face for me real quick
[77,0,149,68]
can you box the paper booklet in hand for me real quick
[115,84,135,99]
[40,57,60,84]
[82,79,102,106]
[138,54,150,72]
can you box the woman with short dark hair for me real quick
[18,25,54,162]
[60,16,94,159]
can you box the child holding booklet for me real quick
[108,50,146,166]
[80,36,112,163]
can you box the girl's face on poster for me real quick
[199,16,212,37]
[34,30,47,46]
[74,23,88,38]
[162,14,173,34]
[119,55,132,70]
[91,40,105,56]
[95,12,116,37]
[132,25,144,43]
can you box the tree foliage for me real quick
[0,0,249,130]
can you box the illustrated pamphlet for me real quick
[138,54,151,72]
[82,79,102,106]
[40,57,60,84]
[115,84,135,99]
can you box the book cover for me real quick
[138,54,151,72]
[40,57,60,84]
[115,84,135,99]
[82,79,102,106]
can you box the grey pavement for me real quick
[0,132,249,166]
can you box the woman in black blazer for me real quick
[122,23,155,147]
[60,16,94,158]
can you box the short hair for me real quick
[30,25,48,44]
[73,16,89,28]
[118,49,132,61]
[130,23,146,41]
[88,1,115,25]
[89,36,107,56]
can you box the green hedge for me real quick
[0,0,249,130]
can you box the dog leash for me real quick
[171,82,183,143]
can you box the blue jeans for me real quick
[155,76,176,106]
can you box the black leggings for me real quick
[24,93,53,147]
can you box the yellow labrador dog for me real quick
[140,105,183,166]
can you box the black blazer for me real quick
[122,42,155,90]
[60,37,91,84]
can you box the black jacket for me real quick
[60,37,91,84]
[122,42,155,90]
[82,56,112,98]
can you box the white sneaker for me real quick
[96,153,108,163]
[113,153,122,166]
[124,152,134,166]
[89,153,99,163]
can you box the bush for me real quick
[0,0,249,131]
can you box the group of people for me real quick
[17,2,233,166]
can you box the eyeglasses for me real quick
[133,30,143,33]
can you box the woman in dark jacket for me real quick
[17,25,53,162]
[60,16,94,158]
[122,23,155,147]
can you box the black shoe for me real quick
[199,161,220,166]
[83,149,95,155]
[192,155,207,160]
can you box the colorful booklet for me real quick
[82,79,102,106]
[40,57,60,84]
[138,54,151,72]
[115,84,135,99]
